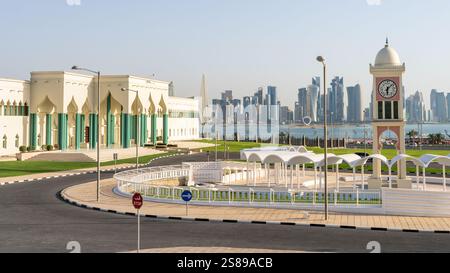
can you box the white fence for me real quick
[114,165,190,184]
[382,188,450,217]
[116,180,382,209]
[114,162,382,210]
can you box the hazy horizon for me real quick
[1,0,450,110]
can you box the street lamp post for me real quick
[72,66,101,202]
[316,56,329,221]
[121,88,140,170]
[363,109,368,155]
[330,111,334,149]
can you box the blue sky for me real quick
[1,0,450,108]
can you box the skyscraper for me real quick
[307,84,319,122]
[405,91,425,123]
[296,85,319,123]
[200,74,208,110]
[280,106,293,125]
[447,93,450,121]
[267,86,278,106]
[243,96,251,108]
[346,84,363,123]
[329,77,345,122]
[430,89,448,122]
[297,87,308,119]
[253,87,264,105]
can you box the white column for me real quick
[361,165,365,190]
[388,167,392,189]
[336,164,340,191]
[443,166,447,192]
[253,162,257,186]
[259,166,262,185]
[296,165,300,189]
[353,168,356,190]
[416,165,420,190]
[285,164,288,187]
[303,164,306,177]
[290,165,294,188]
[246,161,249,185]
[314,166,317,191]
[423,167,426,191]
[319,167,323,190]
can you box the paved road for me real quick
[0,154,450,253]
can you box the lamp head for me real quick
[316,56,325,63]
[121,88,127,92]
[71,66,79,70]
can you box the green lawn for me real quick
[0,152,173,178]
[195,140,276,153]
[308,147,450,158]
[196,139,449,157]
[195,140,450,175]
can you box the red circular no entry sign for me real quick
[132,193,143,209]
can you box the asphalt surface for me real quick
[1,153,450,253]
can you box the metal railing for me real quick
[117,181,382,208]
[114,165,190,184]
[114,163,382,209]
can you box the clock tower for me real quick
[368,39,411,189]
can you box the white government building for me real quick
[0,71,200,156]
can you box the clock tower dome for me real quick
[368,39,411,189]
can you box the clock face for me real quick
[378,79,398,99]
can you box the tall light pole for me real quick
[330,111,334,149]
[363,109,368,155]
[316,56,329,221]
[122,88,140,170]
[72,66,101,202]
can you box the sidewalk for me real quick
[61,179,450,232]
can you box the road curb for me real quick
[0,153,182,187]
[58,187,450,235]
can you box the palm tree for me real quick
[428,133,436,145]
[428,133,444,145]
[435,133,445,144]
[407,130,418,143]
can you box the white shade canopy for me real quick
[324,154,362,168]
[419,154,450,167]
[390,154,426,168]
[241,147,450,169]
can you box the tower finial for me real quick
[385,37,389,47]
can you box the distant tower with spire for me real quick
[200,74,208,113]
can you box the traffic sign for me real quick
[132,192,143,209]
[181,190,193,202]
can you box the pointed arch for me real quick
[37,96,56,114]
[67,97,79,113]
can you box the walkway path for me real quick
[62,179,450,232]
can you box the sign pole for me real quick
[181,190,193,217]
[137,208,140,253]
[132,192,143,254]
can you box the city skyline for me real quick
[2,1,450,109]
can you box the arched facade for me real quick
[0,72,199,155]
